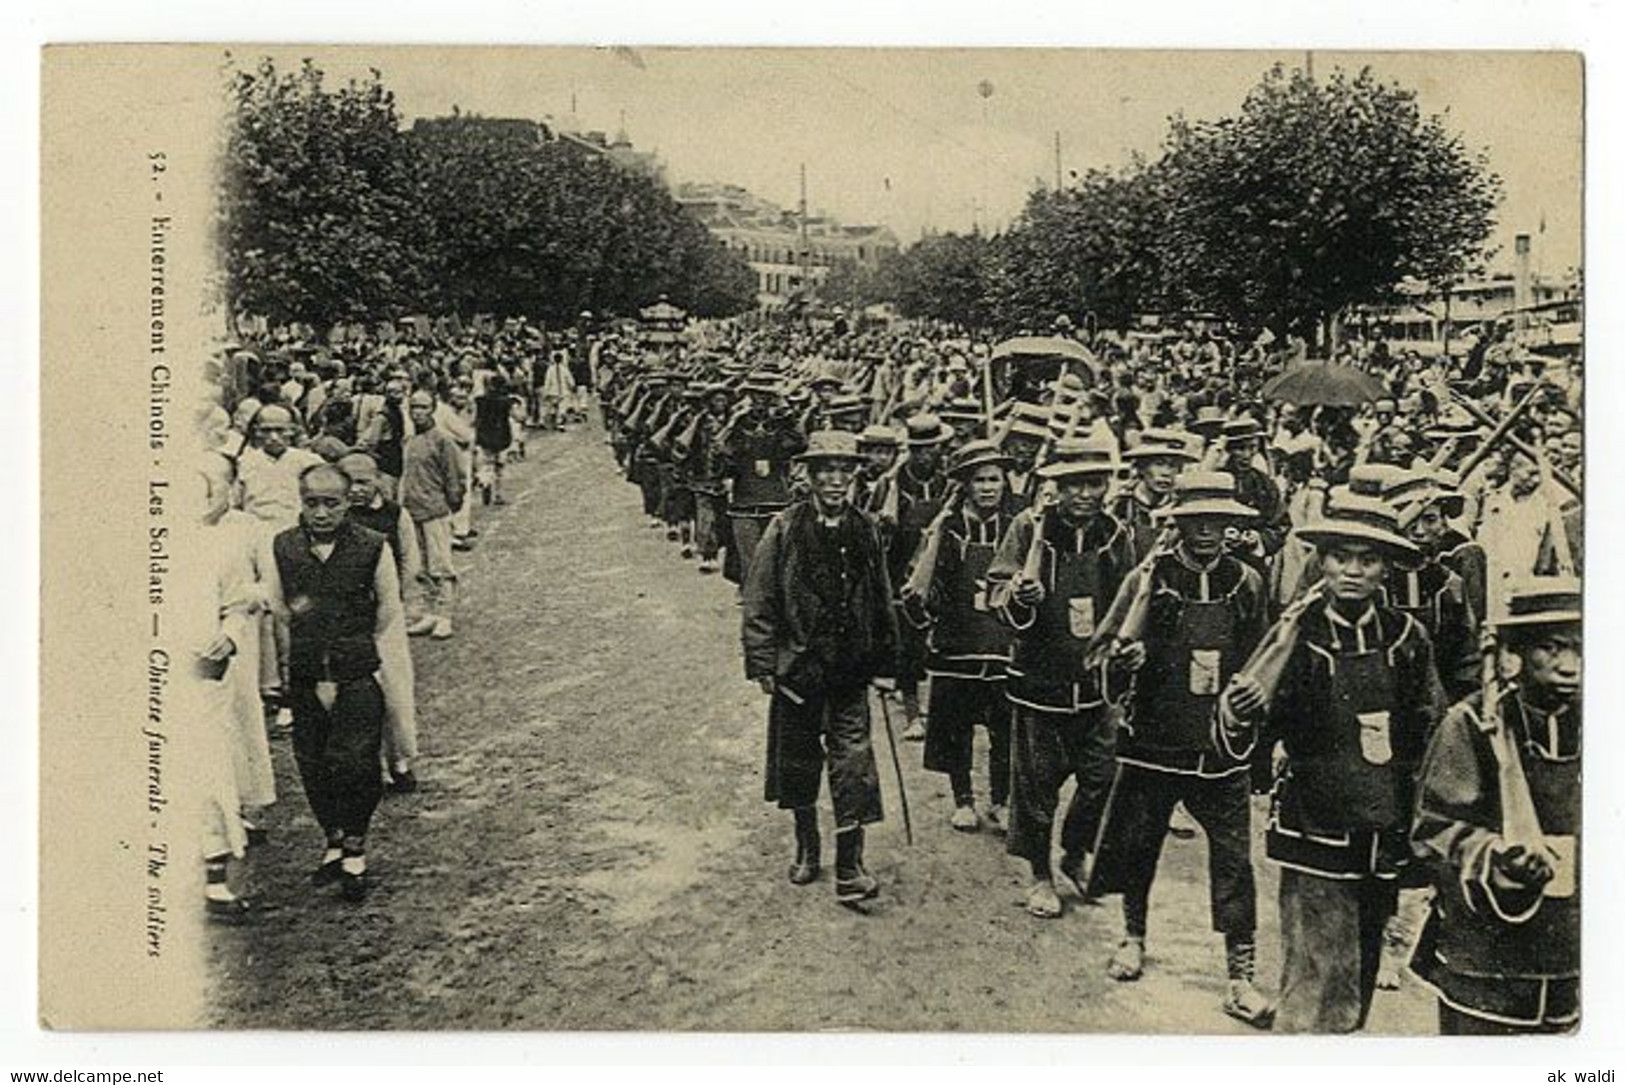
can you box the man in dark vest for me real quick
[1114,428,1202,562]
[1410,577,1580,1034]
[743,430,900,906]
[1087,471,1273,1026]
[987,436,1136,919]
[1221,491,1447,1032]
[269,462,405,901]
[900,440,1015,832]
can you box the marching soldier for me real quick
[987,437,1136,918]
[881,413,954,741]
[1221,492,1447,1033]
[854,424,901,514]
[900,439,1016,832]
[1410,577,1580,1034]
[723,375,807,585]
[676,382,733,574]
[743,430,900,905]
[998,403,1051,512]
[1114,427,1202,562]
[1088,472,1273,1026]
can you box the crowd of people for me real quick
[599,312,1581,1035]
[186,303,1583,1036]
[194,319,596,910]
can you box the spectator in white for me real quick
[1480,449,1549,616]
[237,404,326,732]
[197,455,259,921]
[540,349,576,431]
[204,452,279,842]
[402,389,467,640]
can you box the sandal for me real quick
[1223,980,1276,1029]
[1025,880,1063,919]
[1107,937,1145,981]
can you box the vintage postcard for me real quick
[39,44,1584,1038]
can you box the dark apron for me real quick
[1132,591,1235,752]
[1284,647,1402,833]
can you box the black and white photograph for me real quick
[27,25,1610,1062]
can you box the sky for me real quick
[254,46,1582,275]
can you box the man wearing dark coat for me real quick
[743,430,900,905]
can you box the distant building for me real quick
[676,182,899,310]
[552,126,667,186]
[1352,269,1582,357]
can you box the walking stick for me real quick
[875,689,915,846]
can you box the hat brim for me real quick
[907,433,953,447]
[1497,610,1582,629]
[1123,446,1200,462]
[951,454,1013,478]
[797,452,864,466]
[1168,499,1258,520]
[1295,522,1419,560]
[1036,461,1116,480]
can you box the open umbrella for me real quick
[1262,361,1387,407]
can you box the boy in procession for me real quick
[1409,577,1581,1034]
[899,439,1017,833]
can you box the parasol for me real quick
[991,335,1099,366]
[1262,361,1387,407]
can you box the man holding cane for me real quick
[743,430,900,906]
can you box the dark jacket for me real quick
[1410,685,1580,1028]
[742,501,900,693]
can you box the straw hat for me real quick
[1123,427,1202,463]
[1296,492,1419,560]
[1037,436,1118,480]
[1497,576,1582,629]
[1165,471,1257,520]
[948,439,1013,479]
[796,429,864,466]
[906,413,954,447]
[857,424,902,450]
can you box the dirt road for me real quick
[208,420,1434,1034]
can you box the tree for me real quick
[886,232,996,327]
[219,58,437,328]
[1157,64,1501,344]
[988,159,1171,334]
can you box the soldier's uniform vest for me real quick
[926,508,1012,679]
[1124,552,1255,776]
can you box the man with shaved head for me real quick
[267,462,406,901]
[402,389,467,640]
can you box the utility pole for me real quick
[1054,131,1063,191]
[799,162,810,307]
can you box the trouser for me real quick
[637,466,662,518]
[923,676,1010,807]
[729,510,775,585]
[452,448,474,538]
[693,491,726,561]
[290,675,385,840]
[415,515,460,618]
[1276,867,1398,1033]
[1090,763,1256,937]
[764,683,883,829]
[1006,702,1117,874]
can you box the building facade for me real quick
[675,182,899,310]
